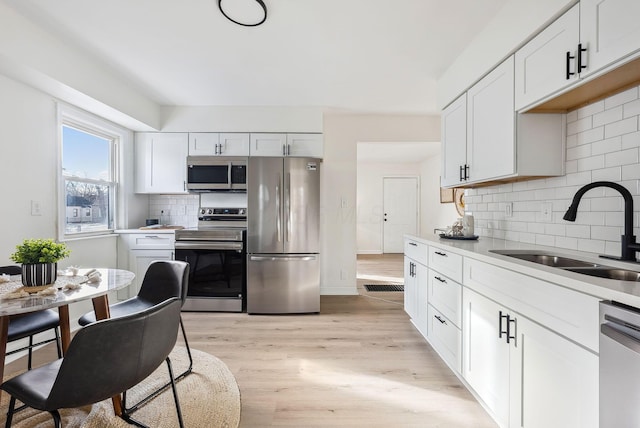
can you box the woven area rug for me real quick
[1,346,241,428]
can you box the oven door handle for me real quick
[175,241,244,251]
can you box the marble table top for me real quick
[0,268,135,316]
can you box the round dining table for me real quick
[0,268,135,414]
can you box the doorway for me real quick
[383,177,418,253]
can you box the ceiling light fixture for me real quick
[218,0,267,27]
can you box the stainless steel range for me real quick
[175,193,247,312]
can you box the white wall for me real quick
[466,85,640,257]
[357,161,423,254]
[420,153,460,234]
[322,114,440,294]
[437,0,575,108]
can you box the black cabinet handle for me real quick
[409,242,418,247]
[566,51,575,80]
[434,251,447,257]
[498,310,509,340]
[434,276,446,283]
[434,315,447,325]
[460,165,464,181]
[464,164,470,181]
[577,43,587,73]
[507,316,517,346]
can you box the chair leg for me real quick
[27,335,34,370]
[49,410,62,428]
[166,357,185,428]
[54,327,62,358]
[178,317,193,380]
[5,396,16,428]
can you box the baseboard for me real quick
[320,286,358,295]
[357,250,383,255]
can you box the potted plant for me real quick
[10,238,71,287]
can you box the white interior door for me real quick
[383,177,418,253]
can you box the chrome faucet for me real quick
[563,181,640,262]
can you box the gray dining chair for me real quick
[0,265,62,370]
[1,297,185,428]
[77,259,192,413]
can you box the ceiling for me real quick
[4,0,507,115]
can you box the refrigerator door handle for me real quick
[286,172,291,243]
[276,174,282,242]
[250,255,317,262]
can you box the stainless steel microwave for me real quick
[186,156,247,191]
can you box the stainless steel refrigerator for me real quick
[247,157,320,314]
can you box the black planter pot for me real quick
[21,262,57,286]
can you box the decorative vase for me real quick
[21,263,57,287]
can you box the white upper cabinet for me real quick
[515,5,580,111]
[516,0,640,111]
[441,94,467,187]
[135,133,188,194]
[466,57,515,183]
[580,0,640,77]
[250,133,323,158]
[250,133,287,157]
[189,133,250,156]
[286,133,323,158]
[442,56,565,188]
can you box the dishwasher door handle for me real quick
[601,323,640,355]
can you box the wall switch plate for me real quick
[31,200,42,216]
[541,202,553,222]
[505,202,513,217]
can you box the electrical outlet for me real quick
[541,202,553,222]
[31,200,42,216]
[505,202,513,218]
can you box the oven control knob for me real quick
[207,209,213,215]
[239,209,246,215]
[200,209,206,215]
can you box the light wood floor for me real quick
[5,254,497,427]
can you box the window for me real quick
[59,106,123,238]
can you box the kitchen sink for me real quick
[489,250,601,268]
[502,254,600,268]
[490,249,640,282]
[564,268,640,282]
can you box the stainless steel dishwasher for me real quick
[600,301,640,427]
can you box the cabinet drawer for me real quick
[464,258,600,352]
[428,269,462,327]
[404,238,428,266]
[429,246,462,283]
[126,233,175,250]
[427,304,461,373]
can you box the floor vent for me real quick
[364,284,404,292]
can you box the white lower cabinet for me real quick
[403,256,428,334]
[427,304,461,372]
[510,314,598,428]
[464,287,598,428]
[117,232,175,300]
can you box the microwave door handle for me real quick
[227,161,232,189]
[276,174,282,242]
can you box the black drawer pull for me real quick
[409,242,418,247]
[434,315,447,325]
[434,276,447,283]
[434,251,447,257]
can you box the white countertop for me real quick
[116,228,178,234]
[406,233,640,308]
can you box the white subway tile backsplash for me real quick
[604,117,638,139]
[605,148,639,167]
[464,84,640,258]
[604,87,638,109]
[593,106,623,127]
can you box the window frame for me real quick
[57,104,126,241]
